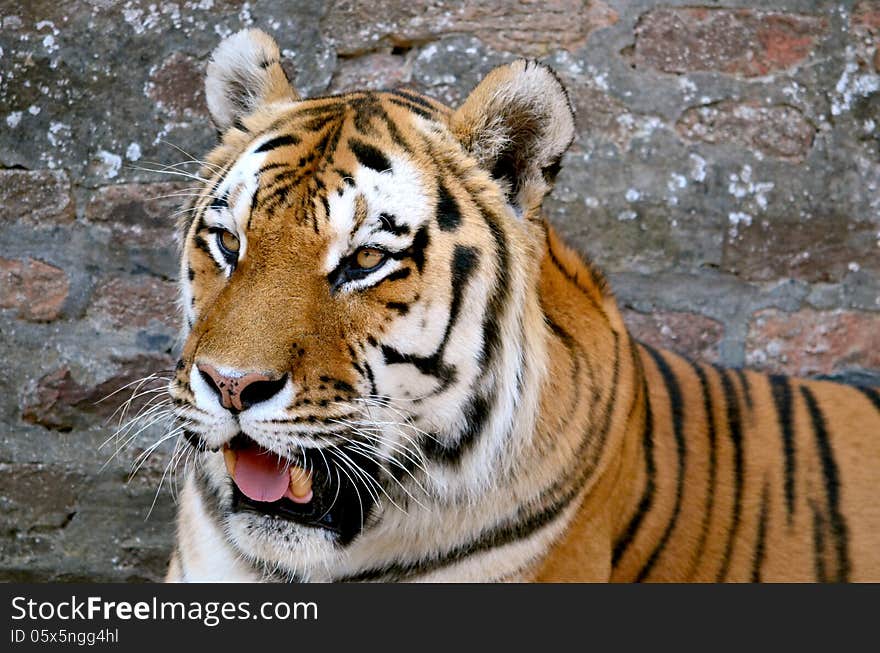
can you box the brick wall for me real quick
[0,1,877,580]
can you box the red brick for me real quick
[851,1,880,71]
[632,8,827,77]
[623,309,723,362]
[746,309,880,377]
[676,101,815,161]
[723,215,879,283]
[87,276,179,329]
[84,182,188,251]
[21,355,174,431]
[0,463,83,532]
[146,52,207,118]
[323,0,618,57]
[0,257,69,322]
[0,170,74,225]
[853,1,880,31]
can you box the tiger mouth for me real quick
[224,433,379,544]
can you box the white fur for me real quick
[205,29,296,130]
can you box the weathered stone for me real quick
[0,463,83,533]
[85,182,189,229]
[746,309,880,376]
[0,257,69,322]
[676,101,815,161]
[21,355,174,431]
[0,170,74,224]
[724,214,880,283]
[87,276,179,329]
[322,0,618,57]
[631,8,828,77]
[852,1,880,71]
[623,309,723,362]
[328,53,410,93]
[146,52,207,119]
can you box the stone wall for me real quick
[0,1,877,580]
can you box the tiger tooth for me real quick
[223,446,237,477]
[289,466,313,501]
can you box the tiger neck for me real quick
[527,223,648,580]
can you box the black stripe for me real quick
[387,88,438,113]
[349,138,391,172]
[636,347,686,582]
[735,368,754,410]
[475,205,510,373]
[769,375,797,523]
[423,393,489,464]
[348,332,620,581]
[381,345,456,386]
[435,181,461,231]
[386,98,436,120]
[544,318,585,434]
[751,482,770,582]
[545,230,605,316]
[192,235,219,271]
[812,504,827,582]
[254,134,300,153]
[855,385,880,412]
[611,379,655,566]
[689,362,718,577]
[336,474,569,582]
[346,332,622,581]
[385,302,409,315]
[800,386,850,582]
[384,268,411,283]
[716,367,745,582]
[380,245,478,395]
[376,106,412,150]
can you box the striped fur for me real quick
[165,30,880,582]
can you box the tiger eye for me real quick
[220,230,240,254]
[356,247,385,269]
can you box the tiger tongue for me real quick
[233,447,290,503]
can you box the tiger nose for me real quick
[196,363,287,414]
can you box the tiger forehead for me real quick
[204,95,442,238]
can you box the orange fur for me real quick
[533,225,880,581]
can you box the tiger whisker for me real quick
[158,139,225,174]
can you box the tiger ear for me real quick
[450,60,575,217]
[205,29,299,132]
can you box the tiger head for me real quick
[169,29,576,576]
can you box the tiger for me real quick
[163,28,880,582]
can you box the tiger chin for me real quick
[162,28,880,583]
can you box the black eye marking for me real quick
[384,268,411,283]
[327,247,389,293]
[378,213,410,237]
[210,194,229,211]
[208,227,240,268]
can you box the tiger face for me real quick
[168,29,574,577]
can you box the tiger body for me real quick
[164,30,880,583]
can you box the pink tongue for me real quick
[233,447,289,503]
